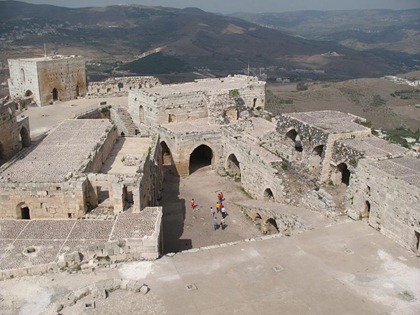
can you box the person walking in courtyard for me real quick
[218,192,224,203]
[221,206,227,219]
[216,201,220,213]
[213,217,219,230]
[220,217,225,230]
[210,206,215,217]
[191,198,195,209]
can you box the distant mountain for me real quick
[0,1,417,82]
[231,10,420,55]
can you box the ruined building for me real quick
[0,68,419,256]
[0,99,30,166]
[7,55,87,106]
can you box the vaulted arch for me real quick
[226,153,241,180]
[189,144,213,175]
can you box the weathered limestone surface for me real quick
[346,157,420,251]
[8,55,87,106]
[87,76,161,97]
[0,100,31,164]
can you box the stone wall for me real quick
[0,100,31,164]
[87,76,161,97]
[8,56,87,106]
[346,158,420,251]
[0,178,87,218]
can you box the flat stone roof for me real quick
[101,137,153,175]
[0,208,161,270]
[138,75,263,97]
[247,117,277,139]
[371,157,420,188]
[339,136,408,159]
[286,111,368,133]
[161,118,221,134]
[0,119,111,183]
[10,55,83,62]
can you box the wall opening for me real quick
[25,90,33,97]
[0,142,5,165]
[226,153,241,180]
[97,187,110,206]
[139,105,145,124]
[121,132,125,137]
[19,126,31,147]
[414,231,420,253]
[189,145,213,175]
[76,85,80,97]
[313,145,324,158]
[168,114,177,123]
[21,206,30,219]
[52,88,58,101]
[361,200,371,218]
[118,82,124,91]
[20,68,25,82]
[253,98,257,108]
[286,129,303,152]
[337,163,351,186]
[266,218,279,232]
[160,141,173,166]
[263,188,275,201]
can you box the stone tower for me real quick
[7,55,87,106]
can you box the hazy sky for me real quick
[14,0,420,13]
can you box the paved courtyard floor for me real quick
[0,167,419,314]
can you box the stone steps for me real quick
[116,107,137,136]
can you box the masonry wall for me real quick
[222,129,285,201]
[37,57,87,105]
[87,76,161,97]
[159,127,222,177]
[0,179,87,219]
[8,59,41,105]
[346,159,420,251]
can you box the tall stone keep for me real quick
[7,55,87,106]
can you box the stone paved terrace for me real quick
[161,118,221,134]
[0,209,160,271]
[339,136,409,159]
[101,137,153,175]
[246,117,277,139]
[286,110,369,133]
[371,156,420,188]
[0,119,111,182]
[137,75,262,96]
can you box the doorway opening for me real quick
[189,145,213,174]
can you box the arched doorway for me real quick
[139,105,145,124]
[286,129,303,152]
[0,142,5,165]
[20,68,25,82]
[226,153,241,180]
[160,141,173,166]
[189,145,213,174]
[52,88,58,101]
[16,203,31,219]
[20,126,30,147]
[263,188,275,201]
[337,163,351,186]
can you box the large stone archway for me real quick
[189,144,213,175]
[226,153,241,180]
[160,141,173,166]
[286,128,303,154]
[20,126,31,148]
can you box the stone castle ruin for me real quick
[8,55,87,106]
[0,56,419,278]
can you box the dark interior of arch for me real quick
[338,163,351,186]
[264,188,274,201]
[189,145,212,174]
[313,145,324,157]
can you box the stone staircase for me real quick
[319,135,337,183]
[116,107,137,136]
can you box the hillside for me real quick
[266,73,420,130]
[231,10,420,56]
[0,1,414,85]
